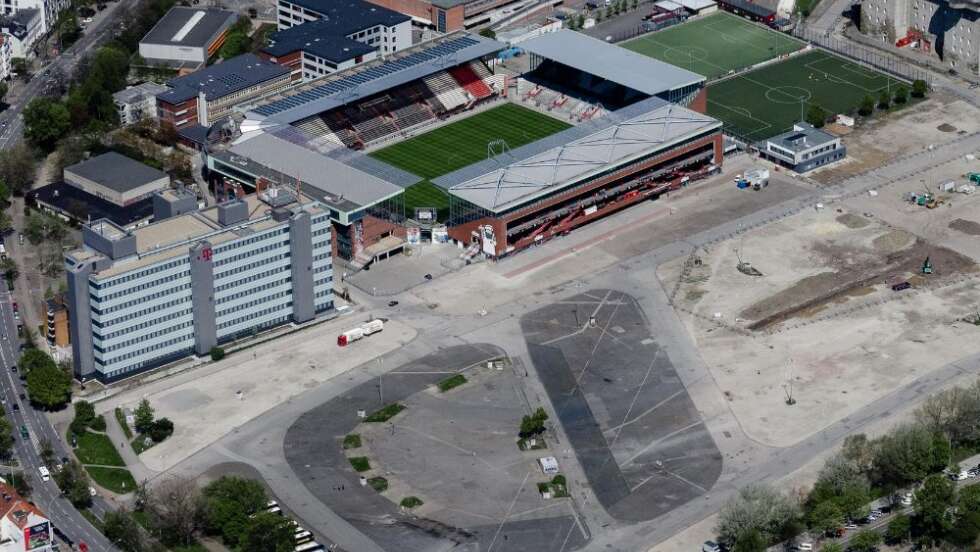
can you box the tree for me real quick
[23,98,71,151]
[239,511,295,552]
[913,474,955,542]
[806,104,828,128]
[23,211,68,246]
[54,460,92,507]
[0,82,8,105]
[885,513,911,544]
[519,407,548,438]
[820,544,844,552]
[25,355,71,409]
[858,95,875,116]
[0,144,38,195]
[733,529,766,552]
[73,400,96,428]
[950,511,980,547]
[219,18,252,59]
[145,476,202,547]
[479,28,496,39]
[959,484,980,513]
[877,90,890,109]
[134,399,155,434]
[148,418,173,443]
[39,439,54,466]
[717,484,800,548]
[871,423,938,490]
[807,501,843,535]
[912,79,928,98]
[0,258,17,286]
[202,476,268,547]
[102,509,146,552]
[0,416,14,459]
[849,528,882,552]
[893,85,908,104]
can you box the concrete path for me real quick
[104,411,157,484]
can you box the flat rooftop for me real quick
[65,152,169,192]
[762,123,839,151]
[520,30,705,96]
[441,99,721,213]
[222,130,404,212]
[88,193,327,279]
[158,53,291,104]
[246,31,504,123]
[140,7,237,48]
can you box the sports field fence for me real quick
[793,27,931,86]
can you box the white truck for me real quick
[337,319,385,346]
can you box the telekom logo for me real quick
[200,247,213,262]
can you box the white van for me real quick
[38,466,50,482]
[538,456,559,475]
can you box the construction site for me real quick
[660,193,980,446]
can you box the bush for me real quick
[349,457,370,472]
[893,86,908,104]
[210,347,225,361]
[364,403,405,423]
[436,374,467,392]
[368,477,388,492]
[343,434,361,449]
[877,90,891,109]
[859,95,875,116]
[148,418,174,443]
[912,79,928,98]
[806,105,828,128]
[114,408,132,439]
[90,415,107,432]
[400,496,423,509]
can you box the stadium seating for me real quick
[422,72,469,111]
[448,64,493,100]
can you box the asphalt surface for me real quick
[0,286,116,551]
[522,290,723,522]
[0,0,126,151]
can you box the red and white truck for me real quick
[337,319,384,346]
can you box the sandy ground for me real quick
[97,316,417,473]
[660,206,980,446]
[810,92,980,184]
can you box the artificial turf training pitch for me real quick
[370,103,571,217]
[622,12,803,80]
[706,50,906,141]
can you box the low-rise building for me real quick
[0,482,54,552]
[139,7,238,73]
[756,123,846,173]
[5,0,68,37]
[266,0,411,81]
[0,8,40,59]
[156,53,292,129]
[114,82,169,125]
[65,188,335,382]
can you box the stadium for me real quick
[203,29,723,264]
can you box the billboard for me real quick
[415,208,436,223]
[25,521,51,550]
[406,227,421,245]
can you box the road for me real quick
[0,286,116,550]
[0,0,128,151]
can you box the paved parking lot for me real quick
[521,289,723,521]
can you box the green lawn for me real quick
[85,466,137,494]
[437,374,467,393]
[706,50,907,140]
[75,431,125,467]
[365,403,405,423]
[370,103,571,180]
[622,12,803,80]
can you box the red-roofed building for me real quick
[0,482,53,552]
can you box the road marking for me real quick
[486,470,530,552]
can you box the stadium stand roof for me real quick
[718,0,775,17]
[141,7,237,49]
[158,54,291,104]
[673,0,717,9]
[519,30,705,96]
[262,1,409,63]
[436,98,721,213]
[244,32,504,123]
[221,131,404,212]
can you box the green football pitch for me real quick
[707,50,906,141]
[621,12,803,80]
[371,103,571,216]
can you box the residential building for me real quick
[5,0,68,37]
[65,188,334,382]
[45,296,69,348]
[0,33,10,80]
[114,82,169,125]
[0,482,54,552]
[0,8,40,59]
[862,0,979,74]
[156,53,292,129]
[273,0,412,75]
[139,7,238,72]
[756,123,846,173]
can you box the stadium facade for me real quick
[65,189,334,383]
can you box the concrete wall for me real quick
[65,260,95,380]
[190,241,217,355]
[290,211,315,323]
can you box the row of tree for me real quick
[103,476,297,552]
[807,79,928,128]
[718,377,980,550]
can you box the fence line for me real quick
[793,27,931,85]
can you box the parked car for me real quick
[387,300,399,307]
[12,403,18,411]
[702,541,720,552]
[38,466,49,482]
